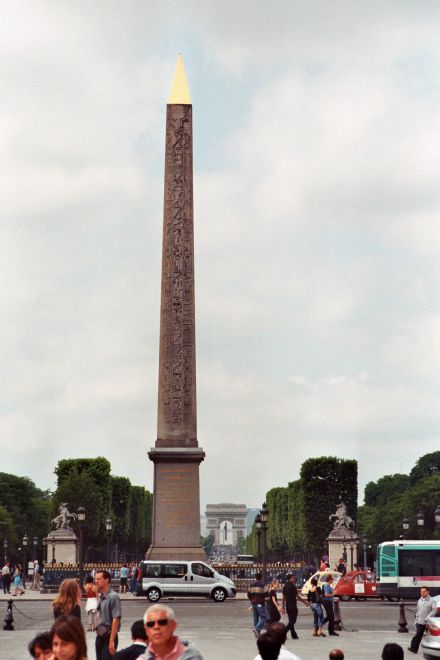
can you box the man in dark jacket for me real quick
[114,620,148,659]
[247,571,269,637]
[281,573,309,639]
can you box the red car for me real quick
[333,570,380,601]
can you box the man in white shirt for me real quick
[254,624,301,660]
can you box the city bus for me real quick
[376,540,440,599]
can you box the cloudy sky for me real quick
[1,1,439,512]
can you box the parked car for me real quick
[421,605,440,660]
[301,570,342,596]
[135,560,236,602]
[333,570,380,601]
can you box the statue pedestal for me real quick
[43,529,78,565]
[326,529,359,571]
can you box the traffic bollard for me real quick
[398,600,408,633]
[334,598,343,631]
[3,599,14,631]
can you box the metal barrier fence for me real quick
[41,562,305,592]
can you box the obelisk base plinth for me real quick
[146,448,206,561]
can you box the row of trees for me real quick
[243,451,439,562]
[243,456,358,560]
[0,457,152,562]
[358,451,440,547]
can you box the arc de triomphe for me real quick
[205,503,247,545]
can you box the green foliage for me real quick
[201,534,215,555]
[0,472,51,557]
[300,456,358,556]
[266,487,289,552]
[359,453,440,546]
[410,451,440,484]
[53,458,152,560]
[286,480,306,552]
[364,474,411,507]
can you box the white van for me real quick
[136,560,236,602]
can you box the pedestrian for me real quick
[129,563,138,594]
[95,568,122,659]
[1,560,11,594]
[265,623,302,659]
[247,571,269,638]
[28,632,52,659]
[254,631,282,660]
[329,650,344,659]
[321,574,339,637]
[52,578,82,619]
[281,573,309,640]
[266,579,282,626]
[113,619,148,659]
[50,614,87,660]
[382,642,404,659]
[12,564,25,596]
[336,559,346,575]
[84,575,98,631]
[307,577,325,637]
[139,603,203,659]
[32,560,41,590]
[408,585,436,654]
[120,564,129,593]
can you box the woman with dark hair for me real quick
[307,577,325,637]
[50,615,87,660]
[28,632,52,659]
[52,579,82,620]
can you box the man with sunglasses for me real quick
[140,604,203,659]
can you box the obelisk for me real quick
[146,55,206,560]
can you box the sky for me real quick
[1,1,439,513]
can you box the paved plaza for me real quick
[0,593,414,659]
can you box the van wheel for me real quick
[354,596,367,601]
[211,587,227,602]
[340,595,352,601]
[147,587,162,602]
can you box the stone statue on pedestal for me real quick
[51,503,77,531]
[329,502,355,531]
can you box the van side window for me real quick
[163,564,187,578]
[144,564,161,578]
[192,563,213,578]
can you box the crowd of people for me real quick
[2,559,44,594]
[20,565,439,659]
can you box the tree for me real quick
[364,474,410,508]
[266,487,289,556]
[0,472,51,558]
[300,457,358,556]
[410,452,440,484]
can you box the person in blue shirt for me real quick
[322,575,339,637]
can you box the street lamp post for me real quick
[51,538,56,565]
[342,543,347,563]
[402,514,409,540]
[362,534,368,570]
[416,510,425,540]
[349,543,354,571]
[260,502,269,581]
[255,514,262,562]
[3,539,7,562]
[22,535,28,584]
[33,537,38,560]
[77,506,86,588]
[435,506,440,539]
[106,517,112,563]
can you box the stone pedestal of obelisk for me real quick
[146,55,206,560]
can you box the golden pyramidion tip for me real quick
[167,54,192,105]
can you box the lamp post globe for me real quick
[416,510,425,540]
[435,506,440,539]
[402,514,409,540]
[106,517,112,563]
